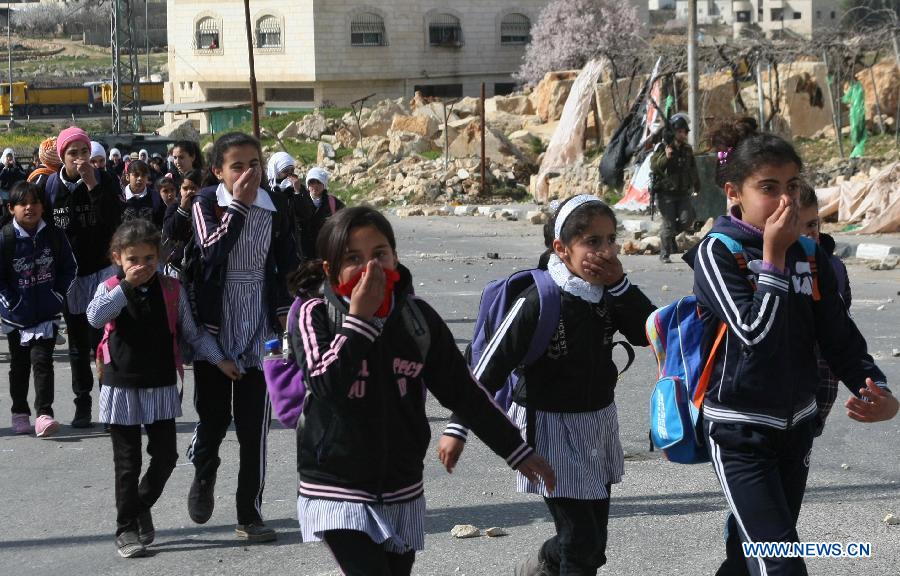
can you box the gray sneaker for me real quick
[116,530,147,558]
[514,550,552,576]
[235,522,277,543]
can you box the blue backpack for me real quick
[469,269,561,410]
[646,233,819,464]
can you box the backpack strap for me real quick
[285,296,305,335]
[797,236,821,301]
[158,276,184,383]
[522,269,561,366]
[707,232,753,287]
[1,223,14,271]
[328,194,336,215]
[97,276,121,366]
[401,297,431,363]
[612,340,636,377]
[693,322,728,409]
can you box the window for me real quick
[351,12,386,46]
[428,14,462,47]
[413,84,463,98]
[494,82,517,96]
[206,88,249,101]
[793,12,801,20]
[500,13,531,45]
[736,10,751,22]
[771,8,784,21]
[256,15,281,48]
[816,10,821,19]
[267,88,315,102]
[709,2,719,16]
[196,17,220,50]
[830,11,836,19]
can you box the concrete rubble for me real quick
[267,60,897,221]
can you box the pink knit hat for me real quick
[56,126,91,157]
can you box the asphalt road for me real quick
[0,212,897,575]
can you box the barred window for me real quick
[428,14,462,47]
[351,12,386,46]
[500,13,530,45]
[257,15,281,48]
[196,17,220,50]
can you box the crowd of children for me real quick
[0,119,896,574]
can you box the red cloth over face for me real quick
[334,266,401,318]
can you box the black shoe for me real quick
[187,472,216,524]
[115,530,147,558]
[515,550,552,576]
[235,521,277,543]
[71,407,93,428]
[137,510,155,546]
[660,255,672,264]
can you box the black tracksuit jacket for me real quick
[686,216,887,430]
[291,265,533,504]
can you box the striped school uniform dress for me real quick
[297,495,426,553]
[509,402,624,500]
[89,280,224,426]
[217,201,273,372]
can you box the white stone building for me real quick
[674,0,843,37]
[163,0,647,132]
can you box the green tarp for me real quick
[842,80,868,158]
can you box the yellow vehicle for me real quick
[100,82,164,107]
[0,82,28,116]
[0,81,164,116]
[1,81,97,116]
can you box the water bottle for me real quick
[264,338,282,358]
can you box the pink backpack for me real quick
[96,275,184,382]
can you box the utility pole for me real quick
[243,0,260,139]
[111,0,121,133]
[7,0,13,126]
[687,0,699,146]
[145,0,150,79]
[110,0,142,133]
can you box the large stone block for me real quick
[529,70,579,122]
[390,115,439,139]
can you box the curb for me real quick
[835,242,900,261]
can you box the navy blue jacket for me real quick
[41,168,123,276]
[0,222,77,329]
[190,185,298,334]
[685,216,886,430]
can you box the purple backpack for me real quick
[469,269,561,410]
[264,297,307,429]
[264,295,431,429]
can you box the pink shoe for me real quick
[11,413,31,435]
[35,415,60,438]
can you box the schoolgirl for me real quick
[291,206,554,575]
[0,182,77,436]
[439,195,655,575]
[42,126,123,427]
[686,128,897,575]
[168,140,204,190]
[185,133,298,541]
[86,219,237,558]
[292,166,344,259]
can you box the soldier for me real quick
[650,114,700,263]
